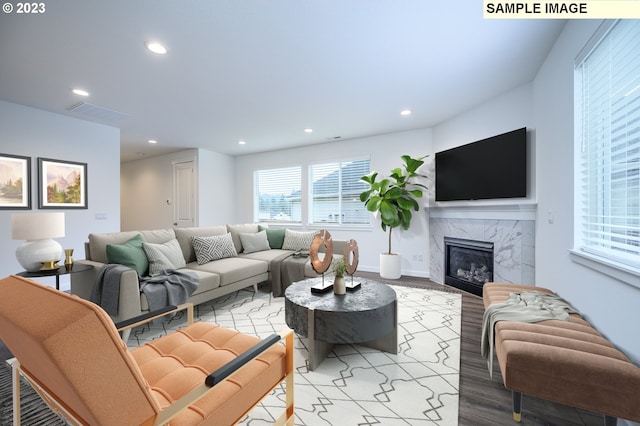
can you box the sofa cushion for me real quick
[140,269,220,310]
[88,229,175,264]
[187,257,268,286]
[192,233,238,265]
[142,239,186,276]
[174,226,228,263]
[259,225,286,249]
[240,249,291,267]
[89,230,142,264]
[106,234,148,277]
[282,229,317,251]
[239,231,270,254]
[227,223,259,253]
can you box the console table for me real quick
[16,263,93,291]
[284,277,397,370]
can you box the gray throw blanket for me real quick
[90,264,131,316]
[90,265,199,316]
[139,269,199,313]
[481,291,578,377]
[270,252,308,297]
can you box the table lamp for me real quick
[12,212,65,271]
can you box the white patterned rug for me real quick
[129,283,462,426]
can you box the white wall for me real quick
[432,82,536,206]
[0,100,120,291]
[234,129,433,277]
[121,148,237,231]
[534,20,640,364]
[197,148,237,226]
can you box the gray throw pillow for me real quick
[192,233,238,264]
[143,239,187,276]
[239,231,271,254]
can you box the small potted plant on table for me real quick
[333,259,347,295]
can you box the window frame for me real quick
[253,166,302,224]
[307,157,371,227]
[573,19,640,288]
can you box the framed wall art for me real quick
[38,158,88,209]
[0,153,31,210]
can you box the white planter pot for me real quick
[333,276,346,295]
[380,253,401,279]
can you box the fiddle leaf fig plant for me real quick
[359,155,428,255]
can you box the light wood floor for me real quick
[357,272,604,426]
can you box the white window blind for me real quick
[309,159,370,225]
[254,166,302,223]
[576,20,640,269]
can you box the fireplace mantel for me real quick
[428,201,537,221]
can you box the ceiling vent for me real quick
[66,102,130,123]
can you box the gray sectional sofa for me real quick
[70,223,344,329]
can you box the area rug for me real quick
[0,283,461,425]
[130,283,462,425]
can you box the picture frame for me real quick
[0,153,31,210]
[38,158,88,209]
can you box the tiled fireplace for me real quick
[429,205,535,291]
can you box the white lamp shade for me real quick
[12,212,65,240]
[11,212,65,272]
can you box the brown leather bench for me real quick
[483,282,640,425]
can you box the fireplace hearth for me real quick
[444,237,494,296]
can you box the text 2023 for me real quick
[17,2,45,13]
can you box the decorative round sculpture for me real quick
[310,229,334,274]
[344,239,359,276]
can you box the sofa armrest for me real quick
[70,260,143,323]
[115,303,194,331]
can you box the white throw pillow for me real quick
[282,229,317,251]
[239,230,271,254]
[143,239,187,276]
[191,233,238,265]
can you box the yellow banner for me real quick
[484,1,640,18]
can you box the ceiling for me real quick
[0,1,565,163]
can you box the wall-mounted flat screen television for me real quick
[435,127,527,202]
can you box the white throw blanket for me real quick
[481,291,578,377]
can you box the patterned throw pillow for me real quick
[281,229,317,251]
[191,233,238,265]
[142,239,187,275]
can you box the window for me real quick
[254,166,301,223]
[575,20,640,270]
[309,159,370,225]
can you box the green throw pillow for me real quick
[259,225,285,249]
[106,234,148,276]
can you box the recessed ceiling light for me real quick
[238,140,246,145]
[148,139,157,144]
[400,109,412,116]
[145,41,167,55]
[72,88,89,97]
[304,128,313,133]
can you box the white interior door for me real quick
[173,160,196,228]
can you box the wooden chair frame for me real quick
[8,303,294,426]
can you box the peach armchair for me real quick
[0,275,294,425]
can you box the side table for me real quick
[16,263,94,291]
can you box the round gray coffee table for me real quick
[284,277,397,370]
